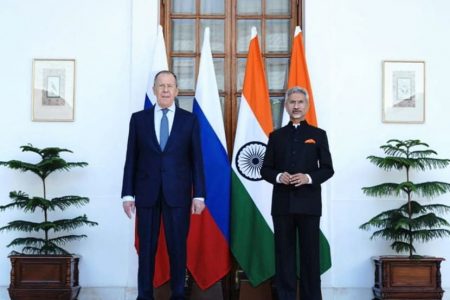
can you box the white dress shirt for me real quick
[154,102,175,144]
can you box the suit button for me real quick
[292,151,296,154]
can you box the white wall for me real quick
[305,0,450,295]
[1,0,450,299]
[0,0,151,290]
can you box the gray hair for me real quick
[285,86,309,103]
[153,70,178,87]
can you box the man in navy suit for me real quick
[261,86,334,300]
[121,70,206,300]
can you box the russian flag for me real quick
[135,24,171,287]
[145,25,168,108]
[188,27,232,289]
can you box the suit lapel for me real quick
[146,106,161,151]
[164,106,182,151]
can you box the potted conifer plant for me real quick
[360,139,450,300]
[0,144,98,300]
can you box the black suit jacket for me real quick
[261,121,334,216]
[121,106,205,208]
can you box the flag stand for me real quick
[153,271,226,300]
[231,269,276,300]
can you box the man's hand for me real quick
[191,199,206,215]
[123,201,136,219]
[290,173,310,187]
[279,172,292,185]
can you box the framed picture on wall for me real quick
[32,59,76,121]
[382,60,425,123]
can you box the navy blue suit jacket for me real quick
[121,106,205,207]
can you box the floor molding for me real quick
[0,286,448,299]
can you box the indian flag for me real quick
[282,26,332,274]
[282,26,317,126]
[231,27,275,286]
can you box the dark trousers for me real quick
[273,214,321,300]
[136,197,190,300]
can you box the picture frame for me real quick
[32,59,76,121]
[382,60,425,123]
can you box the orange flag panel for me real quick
[288,30,317,127]
[242,34,273,136]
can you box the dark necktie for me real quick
[160,108,169,150]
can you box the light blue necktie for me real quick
[160,108,169,150]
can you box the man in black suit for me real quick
[261,86,334,300]
[121,70,206,300]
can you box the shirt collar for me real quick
[155,102,176,112]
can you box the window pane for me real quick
[200,19,225,53]
[266,0,290,15]
[172,57,195,90]
[172,19,195,53]
[237,58,247,91]
[266,20,290,53]
[270,97,285,129]
[237,20,261,53]
[220,96,225,118]
[213,58,225,91]
[201,0,224,15]
[236,96,241,118]
[266,58,289,90]
[171,0,195,14]
[176,96,194,112]
[237,0,261,15]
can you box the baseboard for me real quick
[0,287,138,300]
[0,286,448,300]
